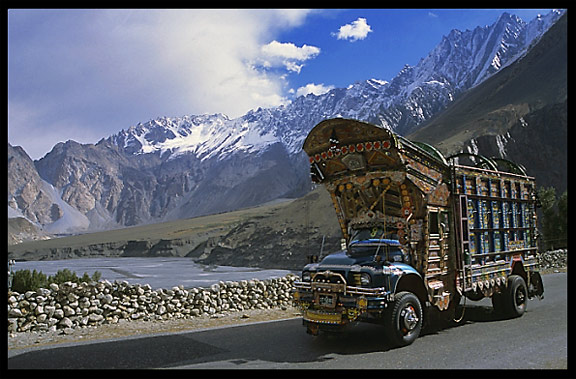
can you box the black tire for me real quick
[465,291,484,301]
[491,291,506,316]
[385,291,423,347]
[504,275,528,318]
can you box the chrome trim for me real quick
[294,280,389,297]
[315,264,382,274]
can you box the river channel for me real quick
[10,257,295,290]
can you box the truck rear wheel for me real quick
[500,275,528,318]
[385,291,423,347]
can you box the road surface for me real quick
[8,273,567,369]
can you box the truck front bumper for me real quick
[292,280,392,326]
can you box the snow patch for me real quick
[466,138,479,155]
[519,117,528,128]
[495,133,510,158]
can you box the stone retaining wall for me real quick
[538,249,567,271]
[8,275,297,334]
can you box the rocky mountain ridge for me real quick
[410,11,567,192]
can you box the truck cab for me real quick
[296,228,427,346]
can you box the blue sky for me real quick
[8,8,554,160]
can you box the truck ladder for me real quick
[455,194,472,291]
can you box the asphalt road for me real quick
[8,273,567,369]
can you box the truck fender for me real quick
[393,273,427,307]
[510,260,527,282]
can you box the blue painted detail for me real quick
[388,263,421,277]
[349,238,401,246]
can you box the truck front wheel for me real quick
[385,291,423,347]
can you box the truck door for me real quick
[427,208,450,276]
[426,207,453,310]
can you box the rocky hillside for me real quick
[8,187,340,270]
[8,144,64,226]
[7,217,50,246]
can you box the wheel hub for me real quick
[515,288,526,306]
[401,305,419,332]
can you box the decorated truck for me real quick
[292,118,544,347]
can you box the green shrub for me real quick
[11,269,48,293]
[10,268,102,293]
[538,187,568,250]
[81,271,102,283]
[51,268,79,284]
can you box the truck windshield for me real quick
[348,228,405,262]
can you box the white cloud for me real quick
[261,40,321,61]
[260,40,321,73]
[112,10,313,116]
[295,83,335,97]
[333,17,372,42]
[8,9,315,159]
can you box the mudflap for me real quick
[528,272,544,299]
[304,320,347,335]
[306,321,320,336]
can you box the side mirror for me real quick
[307,255,319,264]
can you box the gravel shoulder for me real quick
[8,306,301,352]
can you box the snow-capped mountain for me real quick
[107,10,564,157]
[8,10,565,237]
[108,114,280,161]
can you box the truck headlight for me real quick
[360,273,371,286]
[302,271,312,282]
[356,272,371,286]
